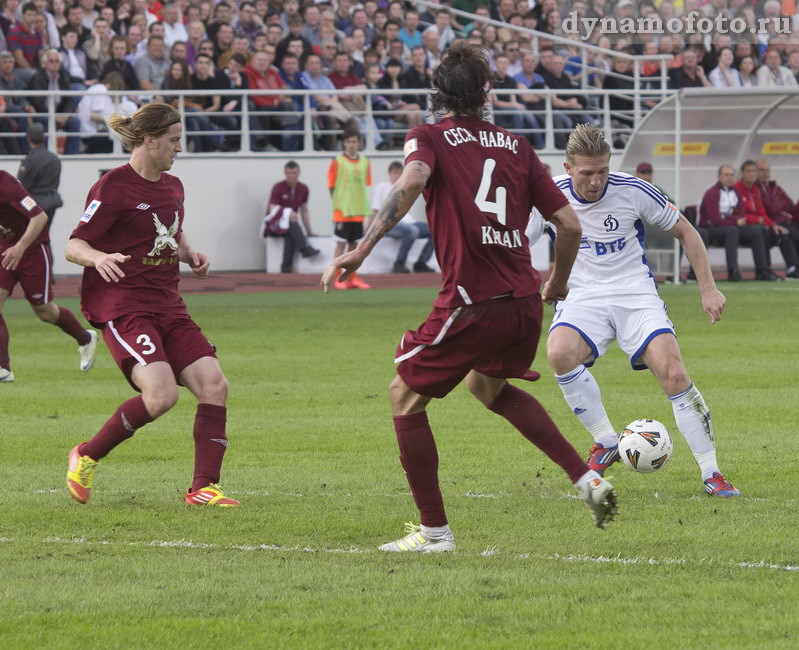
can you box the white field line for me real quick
[1,536,796,573]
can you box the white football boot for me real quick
[578,475,619,529]
[79,330,98,372]
[379,523,456,553]
[0,367,14,382]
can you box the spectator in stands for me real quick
[757,159,799,255]
[397,9,421,52]
[77,0,96,30]
[77,71,136,153]
[301,4,323,48]
[545,53,594,140]
[668,49,712,89]
[276,16,312,67]
[125,24,143,62]
[424,8,456,51]
[400,46,432,117]
[82,17,112,80]
[61,3,87,47]
[0,0,19,38]
[263,160,319,273]
[492,53,532,136]
[60,27,90,88]
[244,46,284,151]
[279,0,300,31]
[514,51,546,148]
[502,40,523,78]
[421,29,442,71]
[602,54,636,147]
[634,162,672,201]
[738,54,758,86]
[206,2,231,43]
[328,50,368,123]
[169,41,188,64]
[0,50,33,141]
[218,52,248,150]
[234,1,264,49]
[134,34,169,91]
[276,51,305,152]
[158,58,218,152]
[7,2,42,82]
[347,9,374,44]
[301,52,349,150]
[340,36,364,78]
[160,3,186,49]
[100,35,140,90]
[218,34,248,70]
[788,50,799,84]
[371,161,435,274]
[375,57,421,129]
[698,164,777,282]
[709,46,743,87]
[25,49,80,154]
[191,51,238,151]
[735,159,799,278]
[185,19,207,66]
[756,49,799,86]
[386,38,408,67]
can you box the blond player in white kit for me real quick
[532,125,740,498]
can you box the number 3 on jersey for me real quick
[136,334,156,355]
[475,158,507,226]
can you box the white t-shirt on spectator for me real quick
[78,84,138,136]
[163,21,189,49]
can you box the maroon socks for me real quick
[55,307,91,345]
[191,403,228,492]
[488,383,589,483]
[393,411,448,527]
[79,396,154,460]
[0,314,9,370]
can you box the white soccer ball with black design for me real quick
[618,419,673,474]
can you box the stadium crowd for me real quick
[0,0,797,153]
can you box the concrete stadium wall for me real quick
[0,151,618,276]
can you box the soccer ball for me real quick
[618,419,673,473]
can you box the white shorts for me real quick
[549,291,675,370]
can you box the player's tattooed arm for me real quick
[364,161,430,245]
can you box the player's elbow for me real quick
[64,238,80,263]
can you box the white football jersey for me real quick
[529,172,680,295]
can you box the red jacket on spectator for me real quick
[734,179,772,226]
[698,181,744,227]
[757,180,795,225]
[244,63,284,107]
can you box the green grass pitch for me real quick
[1,282,798,648]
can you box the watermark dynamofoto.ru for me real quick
[564,11,791,41]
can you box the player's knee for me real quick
[33,303,58,323]
[202,374,229,405]
[143,387,179,417]
[546,339,577,374]
[666,365,689,390]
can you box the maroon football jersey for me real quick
[404,117,568,308]
[0,170,46,249]
[71,164,186,324]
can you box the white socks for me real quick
[669,383,719,480]
[420,524,450,539]
[555,365,619,448]
[574,469,602,499]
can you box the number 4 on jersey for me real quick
[474,158,507,226]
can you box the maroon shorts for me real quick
[395,294,543,399]
[0,243,53,305]
[102,311,216,391]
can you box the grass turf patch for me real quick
[1,283,798,647]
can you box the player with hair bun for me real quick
[65,102,239,508]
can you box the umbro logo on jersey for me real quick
[136,203,151,210]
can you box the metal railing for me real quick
[0,85,680,155]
